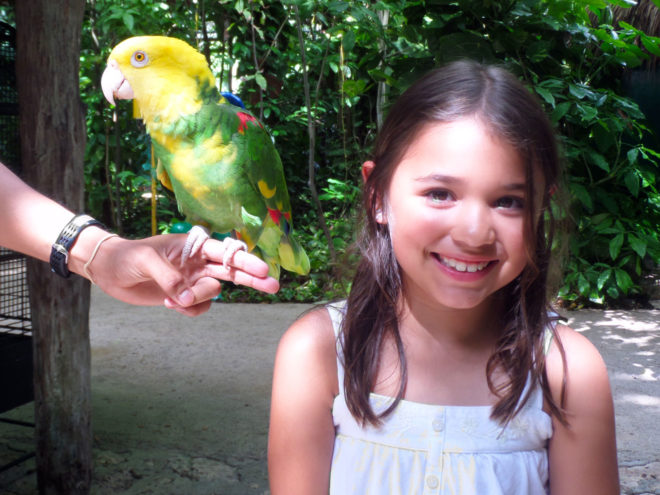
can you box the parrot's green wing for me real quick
[235,110,310,278]
[149,92,309,279]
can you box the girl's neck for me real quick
[398,291,503,350]
[373,291,507,405]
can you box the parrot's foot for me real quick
[220,237,248,268]
[181,225,211,264]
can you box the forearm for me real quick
[0,162,113,280]
[0,162,77,262]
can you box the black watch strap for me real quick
[50,214,106,278]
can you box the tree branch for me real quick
[293,5,337,263]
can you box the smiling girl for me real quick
[268,60,619,494]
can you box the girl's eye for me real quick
[495,196,525,210]
[426,189,453,204]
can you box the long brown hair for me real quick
[341,60,566,426]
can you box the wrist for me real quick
[50,214,107,278]
[66,226,118,278]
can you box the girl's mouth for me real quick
[433,254,494,273]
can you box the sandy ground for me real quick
[0,285,658,494]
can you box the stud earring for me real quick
[374,208,384,222]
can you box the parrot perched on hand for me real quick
[100,35,309,279]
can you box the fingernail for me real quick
[177,289,194,306]
[164,297,178,309]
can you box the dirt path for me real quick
[0,286,658,494]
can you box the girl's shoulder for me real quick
[544,323,614,428]
[274,305,340,398]
[279,305,336,352]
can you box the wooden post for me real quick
[15,2,92,493]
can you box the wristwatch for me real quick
[50,214,105,278]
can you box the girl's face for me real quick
[375,118,533,312]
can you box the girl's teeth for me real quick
[440,256,489,272]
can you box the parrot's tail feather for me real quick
[252,245,280,280]
[278,236,310,276]
[252,216,310,279]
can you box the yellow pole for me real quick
[150,142,157,236]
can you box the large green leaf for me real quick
[628,235,647,259]
[609,233,624,261]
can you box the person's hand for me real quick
[82,233,280,316]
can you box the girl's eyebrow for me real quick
[414,174,462,184]
[414,174,526,191]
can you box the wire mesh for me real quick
[0,16,33,423]
[0,21,19,174]
[0,248,31,336]
[0,248,34,415]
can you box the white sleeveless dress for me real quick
[327,301,553,495]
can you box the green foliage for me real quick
[414,1,660,307]
[79,0,660,305]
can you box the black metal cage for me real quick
[0,21,19,174]
[0,21,33,416]
[0,248,31,336]
[0,248,33,415]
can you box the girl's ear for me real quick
[361,161,387,224]
[361,160,375,183]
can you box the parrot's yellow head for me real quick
[101,36,217,123]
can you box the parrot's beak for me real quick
[101,59,134,106]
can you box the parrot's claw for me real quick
[221,237,248,268]
[181,225,211,264]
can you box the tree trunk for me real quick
[15,2,92,494]
[376,10,390,131]
[293,6,336,263]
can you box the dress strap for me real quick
[326,300,346,339]
[521,322,555,412]
[326,300,347,391]
[542,324,555,356]
[522,323,555,412]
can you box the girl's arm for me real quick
[268,308,338,494]
[546,324,619,494]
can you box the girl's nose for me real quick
[450,202,496,248]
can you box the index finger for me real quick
[201,238,271,278]
[206,265,280,294]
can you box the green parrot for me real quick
[101,35,309,279]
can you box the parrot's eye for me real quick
[130,50,149,68]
